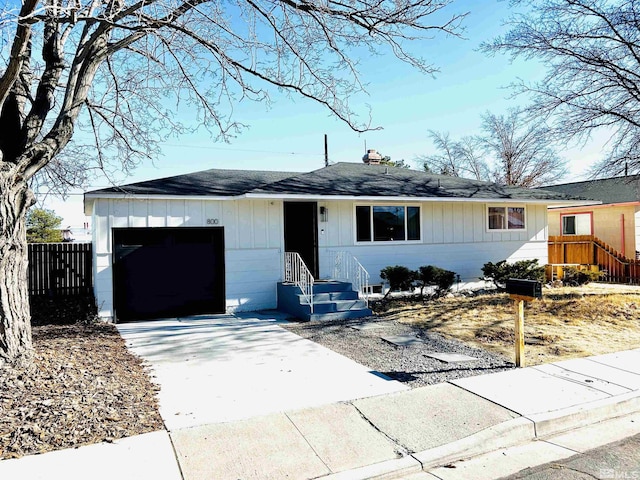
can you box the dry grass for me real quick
[374,285,640,366]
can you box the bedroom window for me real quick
[487,206,526,231]
[356,205,420,242]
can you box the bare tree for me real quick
[421,130,464,176]
[481,0,640,176]
[420,130,489,179]
[420,111,566,186]
[0,0,466,367]
[480,110,567,187]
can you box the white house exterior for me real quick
[84,161,585,322]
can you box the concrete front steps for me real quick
[277,281,372,321]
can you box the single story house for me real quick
[542,175,640,259]
[84,157,585,322]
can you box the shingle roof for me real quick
[86,162,582,202]
[540,175,640,205]
[87,168,294,196]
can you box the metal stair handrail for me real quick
[331,251,370,305]
[284,251,314,313]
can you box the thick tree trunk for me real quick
[0,169,35,369]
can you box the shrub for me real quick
[562,267,603,286]
[481,259,545,290]
[380,265,416,296]
[416,265,456,297]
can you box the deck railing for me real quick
[331,251,370,305]
[548,235,640,284]
[284,251,314,313]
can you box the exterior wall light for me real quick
[319,206,328,222]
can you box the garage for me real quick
[113,227,225,321]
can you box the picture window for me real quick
[356,205,420,242]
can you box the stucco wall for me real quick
[90,197,549,320]
[548,205,638,256]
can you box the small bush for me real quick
[562,267,603,286]
[380,265,416,296]
[481,259,545,290]
[416,265,456,297]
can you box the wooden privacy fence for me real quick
[548,235,640,284]
[28,243,93,296]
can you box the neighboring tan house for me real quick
[84,156,585,322]
[542,175,640,259]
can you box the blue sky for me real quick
[39,0,601,227]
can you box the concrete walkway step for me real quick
[277,281,371,320]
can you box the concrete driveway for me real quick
[116,312,407,430]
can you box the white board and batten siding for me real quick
[91,196,549,320]
[316,201,548,285]
[91,198,284,320]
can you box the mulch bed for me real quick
[0,321,163,459]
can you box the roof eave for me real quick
[82,191,596,206]
[243,193,595,205]
[549,200,635,210]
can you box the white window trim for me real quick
[354,203,422,244]
[486,204,527,232]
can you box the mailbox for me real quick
[505,279,542,300]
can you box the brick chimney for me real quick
[362,149,382,165]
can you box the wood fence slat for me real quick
[27,243,93,297]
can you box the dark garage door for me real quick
[113,227,225,321]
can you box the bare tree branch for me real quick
[480,110,567,187]
[419,110,566,186]
[482,0,640,176]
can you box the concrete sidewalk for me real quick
[2,324,640,480]
[0,431,181,480]
[168,348,640,479]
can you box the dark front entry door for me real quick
[113,227,225,321]
[283,202,319,278]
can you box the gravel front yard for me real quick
[283,315,514,388]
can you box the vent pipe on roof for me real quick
[362,149,382,165]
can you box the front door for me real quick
[283,202,319,278]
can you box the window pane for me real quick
[562,216,576,235]
[488,207,506,230]
[373,206,405,241]
[407,207,420,240]
[508,207,525,230]
[356,206,371,241]
[575,213,591,235]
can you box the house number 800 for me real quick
[207,218,219,225]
